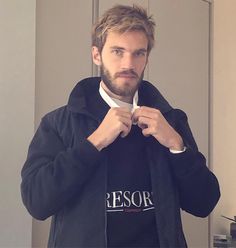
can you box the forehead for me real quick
[104,31,148,51]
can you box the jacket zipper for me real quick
[104,158,108,248]
[105,199,108,248]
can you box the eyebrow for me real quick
[110,46,147,53]
[110,46,125,51]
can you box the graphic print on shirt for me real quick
[105,125,159,246]
[106,190,155,213]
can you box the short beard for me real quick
[100,64,144,98]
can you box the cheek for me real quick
[102,51,119,65]
[103,60,119,74]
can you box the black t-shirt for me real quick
[106,125,159,247]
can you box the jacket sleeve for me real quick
[167,109,220,217]
[21,113,103,220]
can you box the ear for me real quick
[92,46,102,66]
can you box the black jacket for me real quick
[21,77,220,247]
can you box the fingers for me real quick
[132,106,160,129]
[110,107,132,120]
[136,116,155,137]
[132,106,161,123]
[132,106,167,137]
[132,106,184,150]
[109,107,132,137]
[87,107,133,151]
[117,116,132,138]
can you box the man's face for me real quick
[92,31,149,101]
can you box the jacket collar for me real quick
[67,77,172,120]
[138,80,172,112]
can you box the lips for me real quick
[115,71,138,79]
[118,74,136,78]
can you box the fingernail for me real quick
[131,105,140,114]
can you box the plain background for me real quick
[0,0,35,247]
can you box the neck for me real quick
[101,81,133,104]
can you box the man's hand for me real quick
[87,107,132,151]
[132,106,184,151]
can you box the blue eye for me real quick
[112,49,123,56]
[135,51,146,57]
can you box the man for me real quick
[21,5,220,248]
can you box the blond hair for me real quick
[92,4,156,54]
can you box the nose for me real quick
[121,53,135,70]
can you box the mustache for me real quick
[114,70,138,78]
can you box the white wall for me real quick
[0,0,35,247]
[33,1,94,247]
[35,0,93,125]
[211,0,236,239]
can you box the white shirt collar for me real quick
[99,82,139,113]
